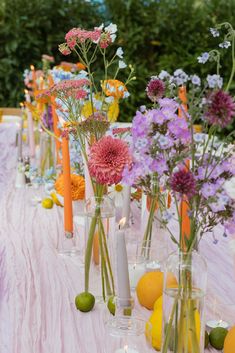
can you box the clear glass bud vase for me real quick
[161,250,207,353]
[85,195,116,301]
[39,131,55,176]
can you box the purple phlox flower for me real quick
[210,28,220,37]
[168,118,191,142]
[150,157,168,175]
[206,74,223,89]
[219,41,231,49]
[197,52,209,64]
[162,210,174,222]
[191,74,201,86]
[158,134,174,149]
[201,182,219,198]
[151,109,167,125]
[134,137,150,153]
[132,111,150,138]
[158,98,179,112]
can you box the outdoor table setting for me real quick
[1,16,235,353]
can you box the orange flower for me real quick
[55,174,85,201]
[76,62,86,71]
[58,61,86,72]
[101,79,128,99]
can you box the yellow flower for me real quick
[107,99,119,122]
[81,101,96,118]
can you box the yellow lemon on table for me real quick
[154,296,163,312]
[224,325,235,353]
[136,271,177,310]
[145,309,162,351]
[41,198,54,209]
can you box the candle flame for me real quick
[19,102,24,107]
[24,89,28,94]
[30,65,35,71]
[39,76,43,82]
[118,217,126,230]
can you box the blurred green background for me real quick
[0,0,234,126]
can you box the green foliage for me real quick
[0,0,234,135]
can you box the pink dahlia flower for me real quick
[170,169,196,199]
[88,136,132,185]
[205,90,235,128]
[146,78,165,102]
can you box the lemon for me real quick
[41,198,54,209]
[75,292,95,312]
[209,327,228,350]
[224,325,235,353]
[145,309,162,351]
[50,192,63,207]
[154,296,163,312]
[107,296,116,315]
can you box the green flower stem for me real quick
[98,217,115,295]
[226,32,235,92]
[141,195,157,254]
[85,213,98,292]
[162,297,178,353]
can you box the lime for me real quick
[41,198,54,209]
[205,331,209,348]
[209,327,228,350]
[107,296,116,315]
[75,292,95,312]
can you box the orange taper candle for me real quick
[30,65,37,91]
[48,75,61,164]
[178,86,190,248]
[61,136,73,237]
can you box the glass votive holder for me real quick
[206,296,235,331]
[104,315,147,353]
[141,244,168,272]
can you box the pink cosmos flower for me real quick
[204,90,235,128]
[170,169,196,199]
[88,136,132,185]
[146,78,165,102]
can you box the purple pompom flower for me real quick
[204,90,235,128]
[170,169,197,199]
[146,77,165,102]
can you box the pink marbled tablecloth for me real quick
[0,128,235,352]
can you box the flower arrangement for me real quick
[41,23,134,309]
[124,22,235,353]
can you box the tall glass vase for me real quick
[85,195,116,302]
[39,131,55,176]
[161,250,207,353]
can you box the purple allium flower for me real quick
[146,78,165,102]
[170,169,196,199]
[204,90,235,128]
[42,106,53,130]
[197,52,209,64]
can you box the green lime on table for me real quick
[41,198,54,209]
[209,327,228,350]
[107,296,116,315]
[205,330,209,348]
[75,292,95,312]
